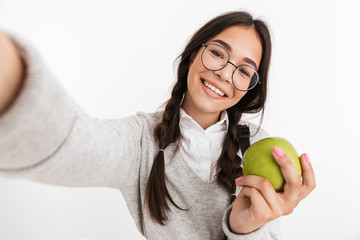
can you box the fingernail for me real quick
[305,153,310,164]
[235,177,242,182]
[273,146,284,157]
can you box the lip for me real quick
[200,78,228,99]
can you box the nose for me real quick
[213,62,234,84]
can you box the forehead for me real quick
[208,25,262,68]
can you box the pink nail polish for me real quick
[235,177,242,182]
[305,153,310,163]
[273,146,284,157]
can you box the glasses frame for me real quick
[200,43,260,91]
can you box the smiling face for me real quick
[181,25,263,129]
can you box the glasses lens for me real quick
[202,44,228,71]
[232,65,259,91]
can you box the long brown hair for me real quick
[144,11,272,225]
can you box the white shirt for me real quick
[179,108,229,182]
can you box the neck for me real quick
[181,102,221,130]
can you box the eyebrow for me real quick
[242,57,258,70]
[211,39,232,52]
[210,39,259,70]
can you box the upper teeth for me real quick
[204,80,225,96]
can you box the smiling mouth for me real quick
[201,79,227,97]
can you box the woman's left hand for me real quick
[229,147,316,234]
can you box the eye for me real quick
[239,68,250,77]
[210,50,224,59]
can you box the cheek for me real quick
[186,71,196,93]
[187,60,203,87]
[231,91,247,104]
[188,55,206,76]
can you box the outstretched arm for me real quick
[0,32,144,191]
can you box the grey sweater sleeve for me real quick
[222,205,281,240]
[0,35,144,190]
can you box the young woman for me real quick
[0,11,315,239]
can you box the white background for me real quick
[0,0,359,239]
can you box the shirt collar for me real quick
[179,108,229,133]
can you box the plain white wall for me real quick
[0,0,359,239]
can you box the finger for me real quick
[272,146,302,197]
[237,186,271,220]
[299,153,316,199]
[236,175,281,214]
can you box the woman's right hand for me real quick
[229,148,316,234]
[0,29,24,115]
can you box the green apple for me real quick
[242,137,302,192]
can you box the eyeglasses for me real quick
[201,43,260,91]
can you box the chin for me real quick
[193,99,225,114]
